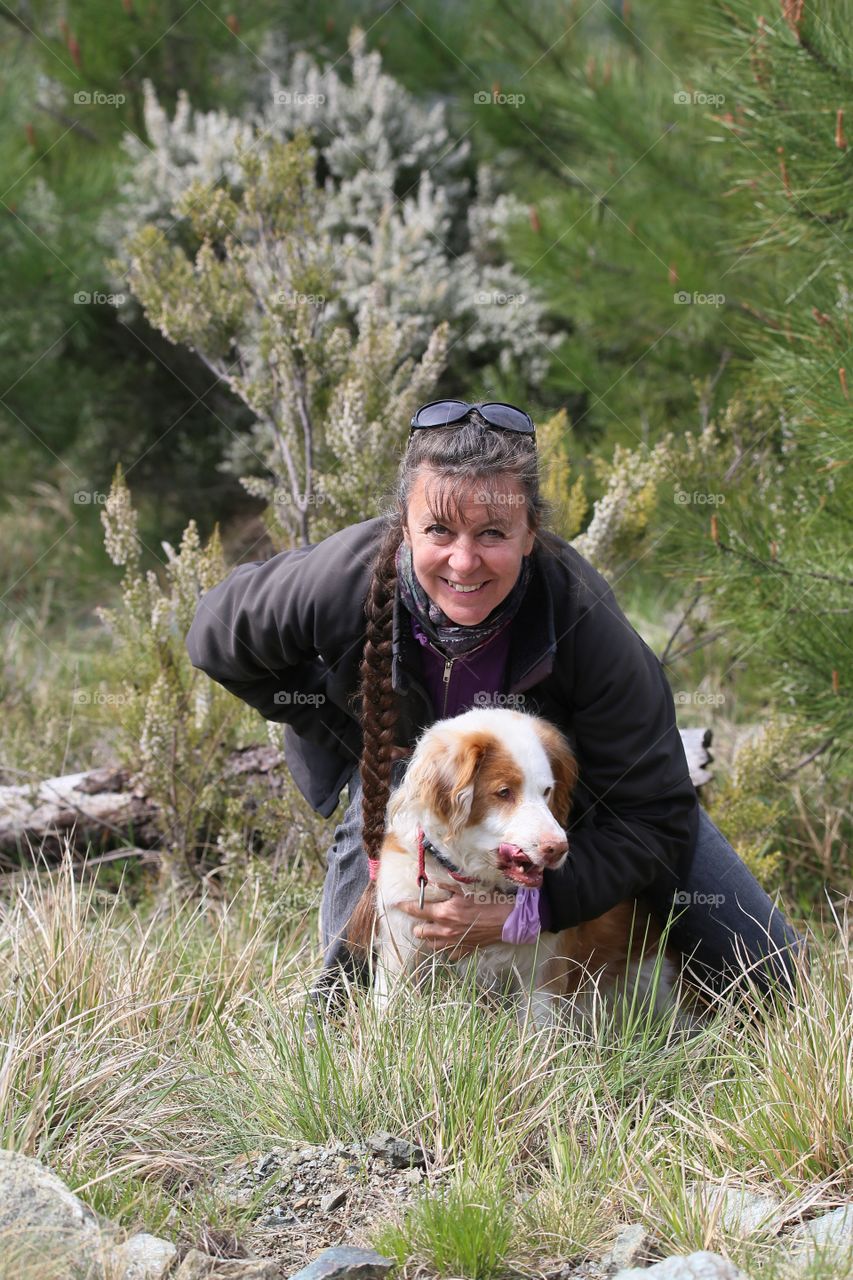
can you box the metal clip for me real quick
[418,876,427,910]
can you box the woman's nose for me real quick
[448,539,481,574]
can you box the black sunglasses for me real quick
[409,399,536,441]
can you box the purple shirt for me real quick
[409,613,513,719]
[408,611,553,932]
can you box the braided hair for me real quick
[345,408,558,955]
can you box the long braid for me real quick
[344,516,403,956]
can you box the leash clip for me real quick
[417,875,427,910]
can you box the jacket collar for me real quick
[391,551,557,702]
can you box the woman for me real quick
[185,400,804,1008]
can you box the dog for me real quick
[348,707,681,1029]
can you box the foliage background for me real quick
[1,0,850,907]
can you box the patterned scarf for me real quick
[395,539,533,657]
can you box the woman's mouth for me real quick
[442,578,488,594]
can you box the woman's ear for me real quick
[533,720,578,826]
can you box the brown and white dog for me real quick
[349,707,681,1029]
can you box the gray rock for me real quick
[319,1188,348,1213]
[105,1232,178,1279]
[601,1224,653,1270]
[781,1205,853,1274]
[0,1148,107,1280]
[688,1182,781,1235]
[365,1131,428,1169]
[613,1251,750,1280]
[287,1246,396,1280]
[172,1249,280,1278]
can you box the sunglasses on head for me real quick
[409,399,536,442]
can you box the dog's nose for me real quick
[538,836,568,867]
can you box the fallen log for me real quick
[0,730,714,865]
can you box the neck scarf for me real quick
[395,539,533,658]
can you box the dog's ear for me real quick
[405,729,492,836]
[533,721,578,827]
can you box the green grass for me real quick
[0,852,851,1279]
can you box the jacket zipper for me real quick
[441,657,453,716]
[423,632,499,718]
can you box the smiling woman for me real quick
[185,401,805,1015]
[402,472,535,624]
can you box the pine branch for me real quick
[717,540,853,588]
[777,735,836,780]
[660,583,704,665]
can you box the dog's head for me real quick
[391,708,577,890]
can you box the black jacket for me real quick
[185,515,699,930]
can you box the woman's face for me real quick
[402,468,536,625]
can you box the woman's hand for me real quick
[396,883,515,961]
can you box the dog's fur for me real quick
[348,708,681,1028]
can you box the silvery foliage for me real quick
[102,26,558,384]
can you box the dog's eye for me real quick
[495,786,513,800]
[543,785,553,797]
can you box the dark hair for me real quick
[352,409,558,890]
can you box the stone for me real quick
[0,1148,108,1280]
[365,1132,428,1169]
[172,1250,280,1278]
[613,1251,750,1280]
[287,1245,396,1280]
[106,1232,178,1279]
[601,1224,653,1270]
[781,1205,853,1274]
[319,1188,348,1213]
[688,1181,781,1235]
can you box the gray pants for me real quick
[316,763,805,999]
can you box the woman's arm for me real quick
[184,519,380,733]
[542,574,699,931]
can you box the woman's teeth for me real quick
[445,580,485,593]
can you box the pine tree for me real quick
[658,0,853,755]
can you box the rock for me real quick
[613,1252,750,1280]
[365,1131,428,1169]
[601,1224,653,1270]
[106,1232,178,1279]
[0,1148,108,1279]
[172,1249,280,1278]
[287,1245,396,1280]
[689,1181,781,1235]
[319,1188,348,1213]
[781,1205,853,1274]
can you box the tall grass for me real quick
[0,853,850,1279]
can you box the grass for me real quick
[1,852,851,1280]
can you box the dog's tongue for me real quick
[498,843,524,860]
